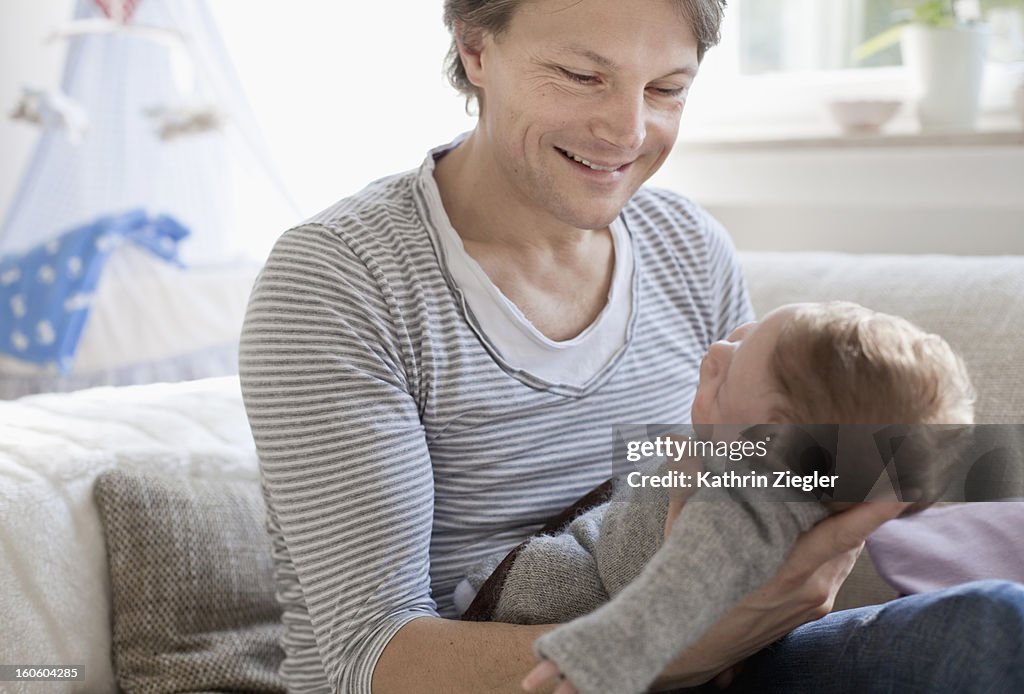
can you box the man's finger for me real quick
[793,501,908,570]
[522,660,561,692]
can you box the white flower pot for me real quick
[1016,82,1024,126]
[901,23,991,130]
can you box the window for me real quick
[739,0,900,73]
[680,0,1024,140]
[738,0,1024,75]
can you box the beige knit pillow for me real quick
[94,470,285,693]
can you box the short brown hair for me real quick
[769,302,975,426]
[768,302,976,509]
[442,0,728,103]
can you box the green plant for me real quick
[912,0,958,26]
[854,1,957,61]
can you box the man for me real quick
[241,1,1024,692]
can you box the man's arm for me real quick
[374,618,555,693]
[241,224,442,691]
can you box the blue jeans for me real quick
[723,580,1024,693]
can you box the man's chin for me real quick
[559,202,629,231]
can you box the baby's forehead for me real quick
[763,302,815,325]
[761,302,847,346]
[753,305,806,346]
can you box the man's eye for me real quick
[559,68,598,84]
[650,86,688,98]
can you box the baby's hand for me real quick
[522,659,578,694]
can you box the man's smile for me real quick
[554,146,631,173]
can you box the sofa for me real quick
[1,251,1022,693]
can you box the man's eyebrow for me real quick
[554,44,698,78]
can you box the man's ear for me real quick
[455,21,487,89]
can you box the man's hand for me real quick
[653,501,909,690]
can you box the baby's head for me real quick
[691,301,976,507]
[692,301,975,427]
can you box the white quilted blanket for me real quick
[0,377,258,694]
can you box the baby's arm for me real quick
[533,491,829,694]
[463,504,613,624]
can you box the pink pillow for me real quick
[867,502,1024,595]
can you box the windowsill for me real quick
[676,112,1024,151]
[676,61,1024,151]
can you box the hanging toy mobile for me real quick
[9,85,90,144]
[11,0,225,143]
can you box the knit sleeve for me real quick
[239,223,436,693]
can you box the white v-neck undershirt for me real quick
[427,169,635,388]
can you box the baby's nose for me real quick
[702,342,730,377]
[726,321,757,343]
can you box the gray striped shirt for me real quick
[239,146,753,693]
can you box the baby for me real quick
[460,301,975,694]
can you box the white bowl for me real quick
[826,99,902,134]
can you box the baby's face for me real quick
[691,305,802,425]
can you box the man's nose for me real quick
[591,89,646,152]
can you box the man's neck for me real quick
[432,131,617,341]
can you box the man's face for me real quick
[467,0,700,230]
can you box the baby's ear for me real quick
[762,397,795,425]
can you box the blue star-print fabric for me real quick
[0,209,189,373]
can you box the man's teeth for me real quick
[559,148,620,172]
